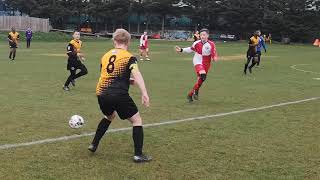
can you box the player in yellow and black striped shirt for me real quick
[8,27,20,61]
[63,31,88,91]
[88,29,152,163]
[244,30,260,74]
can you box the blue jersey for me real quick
[257,37,266,52]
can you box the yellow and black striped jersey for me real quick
[96,48,139,96]
[8,32,20,44]
[67,39,82,60]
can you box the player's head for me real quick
[199,28,209,42]
[73,31,81,40]
[11,27,16,32]
[143,31,147,35]
[254,30,260,37]
[195,31,199,34]
[113,28,131,48]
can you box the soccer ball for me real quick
[69,115,85,129]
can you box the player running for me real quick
[88,29,152,163]
[8,27,20,61]
[63,31,88,91]
[244,31,259,74]
[256,30,267,67]
[175,28,218,102]
[139,31,150,61]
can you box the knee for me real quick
[129,112,143,126]
[105,113,115,121]
[200,74,207,82]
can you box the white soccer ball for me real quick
[69,115,85,129]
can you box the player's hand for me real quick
[175,46,182,52]
[142,93,150,108]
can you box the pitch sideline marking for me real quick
[290,64,320,75]
[0,97,319,150]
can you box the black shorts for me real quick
[97,94,138,120]
[9,43,17,48]
[67,60,84,70]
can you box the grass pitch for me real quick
[0,39,319,179]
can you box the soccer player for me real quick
[26,27,33,48]
[139,31,150,61]
[175,28,218,102]
[8,27,20,61]
[256,30,267,67]
[88,29,152,163]
[243,31,259,74]
[193,30,200,41]
[63,31,88,91]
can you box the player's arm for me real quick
[175,46,194,53]
[7,35,13,42]
[67,44,77,58]
[129,57,150,107]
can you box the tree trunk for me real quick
[137,13,141,33]
[161,15,165,35]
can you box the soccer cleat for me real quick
[133,154,152,163]
[88,143,98,153]
[145,58,151,61]
[193,90,199,100]
[140,58,144,61]
[63,86,70,91]
[187,95,193,103]
[71,79,76,87]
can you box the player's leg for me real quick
[117,95,151,162]
[73,64,88,80]
[188,65,206,101]
[145,48,150,61]
[249,55,258,72]
[9,48,13,59]
[63,68,76,90]
[256,51,261,66]
[27,39,30,48]
[244,54,252,74]
[12,48,16,60]
[88,95,116,152]
[128,113,152,163]
[139,49,144,61]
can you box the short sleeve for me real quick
[128,56,139,73]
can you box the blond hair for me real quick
[113,29,131,45]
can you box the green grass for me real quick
[0,38,319,179]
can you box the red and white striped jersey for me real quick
[182,40,218,66]
[140,35,148,47]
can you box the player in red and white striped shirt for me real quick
[139,31,150,61]
[175,29,218,102]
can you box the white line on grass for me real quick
[0,97,319,150]
[290,64,320,74]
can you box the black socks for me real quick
[132,126,144,156]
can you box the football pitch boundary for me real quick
[0,97,319,151]
[290,64,320,74]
